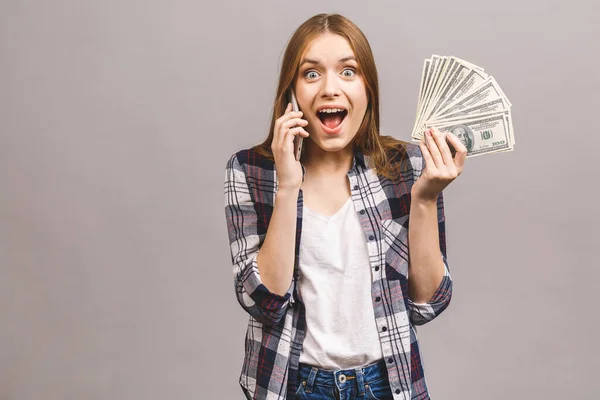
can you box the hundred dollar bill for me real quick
[428,97,508,126]
[431,77,510,120]
[411,55,515,155]
[453,57,484,72]
[424,77,514,145]
[436,105,515,149]
[418,57,458,132]
[424,110,514,158]
[413,58,431,126]
[412,55,443,138]
[426,101,515,147]
[414,60,488,138]
[412,56,441,136]
[434,68,488,117]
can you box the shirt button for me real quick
[381,326,387,332]
[359,209,365,215]
[388,358,393,363]
[395,389,401,394]
[374,266,379,271]
[375,296,381,302]
[353,185,359,190]
[368,235,374,240]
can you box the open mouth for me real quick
[317,108,348,130]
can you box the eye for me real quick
[305,70,319,79]
[342,68,356,77]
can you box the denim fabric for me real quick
[294,359,394,400]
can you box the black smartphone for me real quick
[289,88,303,161]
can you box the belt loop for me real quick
[305,366,318,393]
[355,367,366,396]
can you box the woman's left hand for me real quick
[412,128,468,202]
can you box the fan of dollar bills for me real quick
[411,55,514,158]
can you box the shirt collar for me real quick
[352,149,368,171]
[300,149,369,182]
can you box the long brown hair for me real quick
[253,13,408,180]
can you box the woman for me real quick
[224,13,467,400]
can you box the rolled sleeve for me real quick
[235,251,294,325]
[225,154,293,326]
[408,190,454,326]
[408,254,453,325]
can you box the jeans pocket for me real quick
[294,382,307,399]
[366,381,393,400]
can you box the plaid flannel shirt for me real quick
[224,142,452,400]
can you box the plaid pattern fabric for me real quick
[224,142,452,400]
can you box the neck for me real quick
[302,141,354,177]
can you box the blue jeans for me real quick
[294,359,394,399]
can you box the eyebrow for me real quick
[299,56,357,67]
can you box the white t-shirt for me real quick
[298,196,384,370]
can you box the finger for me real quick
[273,103,293,144]
[287,126,310,139]
[425,129,443,169]
[276,103,292,123]
[284,107,303,120]
[418,137,435,174]
[278,111,304,133]
[277,117,307,149]
[282,117,308,130]
[275,104,297,131]
[274,109,302,149]
[273,122,286,151]
[282,127,309,155]
[446,132,467,170]
[430,128,454,167]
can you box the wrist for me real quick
[276,186,300,197]
[411,194,438,208]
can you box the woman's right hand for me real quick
[271,103,310,190]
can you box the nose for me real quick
[320,71,341,98]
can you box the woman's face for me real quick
[294,33,368,154]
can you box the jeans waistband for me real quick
[297,359,388,395]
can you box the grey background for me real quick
[1,0,599,399]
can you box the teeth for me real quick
[318,108,345,114]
